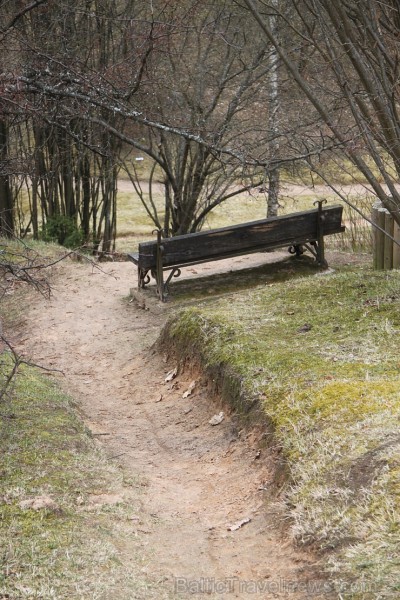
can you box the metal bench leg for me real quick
[314,199,328,268]
[164,268,181,295]
[155,229,166,302]
[138,268,150,289]
[156,270,165,302]
[289,244,305,257]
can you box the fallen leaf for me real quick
[182,380,197,398]
[165,367,178,382]
[209,411,224,426]
[227,517,251,531]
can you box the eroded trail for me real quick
[19,260,331,599]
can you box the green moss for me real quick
[162,266,400,597]
[309,381,400,420]
[0,356,162,598]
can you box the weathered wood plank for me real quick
[372,205,386,270]
[384,212,394,270]
[127,252,139,265]
[135,205,344,270]
[393,221,400,269]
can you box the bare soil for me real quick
[16,253,344,599]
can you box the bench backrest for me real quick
[137,205,344,269]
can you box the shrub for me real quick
[42,215,83,248]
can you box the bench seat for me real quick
[128,202,345,301]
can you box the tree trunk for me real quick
[81,154,91,241]
[267,168,280,218]
[266,0,280,218]
[0,120,14,237]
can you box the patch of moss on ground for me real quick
[0,357,167,599]
[162,266,400,598]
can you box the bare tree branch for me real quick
[1,0,47,34]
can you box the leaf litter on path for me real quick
[209,411,224,426]
[182,380,196,398]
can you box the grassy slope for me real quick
[0,363,152,599]
[0,239,167,599]
[162,264,400,598]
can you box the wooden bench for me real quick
[128,201,345,301]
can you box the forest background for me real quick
[1,0,400,252]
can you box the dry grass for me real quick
[0,360,163,599]
[0,241,171,599]
[115,176,375,254]
[161,265,400,598]
[15,163,376,256]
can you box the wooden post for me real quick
[384,212,394,270]
[371,203,378,269]
[393,221,400,269]
[372,203,386,270]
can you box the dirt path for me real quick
[18,258,333,599]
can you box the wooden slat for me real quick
[136,206,344,270]
[127,252,139,264]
